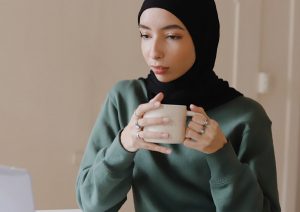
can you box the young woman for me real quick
[76,0,281,211]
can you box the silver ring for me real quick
[136,131,142,139]
[202,119,209,127]
[135,120,142,130]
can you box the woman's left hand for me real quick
[183,104,227,154]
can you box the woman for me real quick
[76,0,281,211]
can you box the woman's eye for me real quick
[140,33,150,39]
[167,35,182,40]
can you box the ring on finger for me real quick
[136,131,142,140]
[199,128,205,135]
[202,119,209,127]
[135,119,143,131]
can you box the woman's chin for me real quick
[155,75,172,83]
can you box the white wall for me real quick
[258,0,300,211]
[291,0,300,209]
[0,0,142,210]
[0,0,101,209]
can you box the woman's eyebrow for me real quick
[139,24,185,31]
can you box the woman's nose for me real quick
[149,39,164,60]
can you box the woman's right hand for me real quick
[120,92,172,154]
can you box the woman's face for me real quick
[139,8,196,83]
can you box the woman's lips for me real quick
[151,66,169,75]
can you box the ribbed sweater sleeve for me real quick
[206,117,281,212]
[76,94,135,212]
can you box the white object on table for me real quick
[0,166,35,212]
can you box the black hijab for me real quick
[138,0,243,110]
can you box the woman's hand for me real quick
[184,104,227,154]
[120,92,172,154]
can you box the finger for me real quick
[207,119,218,129]
[135,101,161,118]
[183,138,198,149]
[188,121,205,134]
[138,117,170,127]
[190,104,209,119]
[186,128,202,141]
[138,130,169,140]
[139,141,172,154]
[149,92,164,103]
[183,138,207,151]
[191,113,208,126]
[134,93,164,119]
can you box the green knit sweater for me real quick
[76,80,281,212]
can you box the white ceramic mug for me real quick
[143,104,198,144]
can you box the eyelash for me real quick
[140,33,150,39]
[140,33,182,40]
[166,35,182,40]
